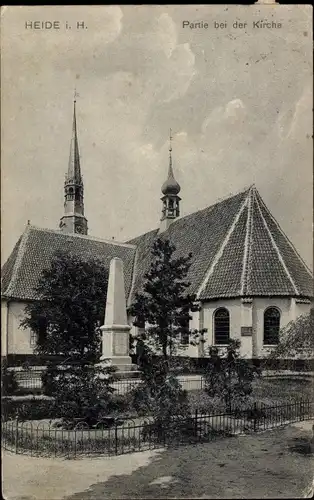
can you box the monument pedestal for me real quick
[100,324,131,363]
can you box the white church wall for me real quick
[7,301,34,355]
[1,299,8,356]
[295,300,312,317]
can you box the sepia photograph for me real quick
[1,4,313,499]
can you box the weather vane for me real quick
[74,88,80,103]
[169,128,172,155]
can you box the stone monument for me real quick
[100,257,137,373]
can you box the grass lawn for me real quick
[252,376,313,402]
[188,375,313,412]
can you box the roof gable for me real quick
[128,186,313,302]
[2,226,137,301]
[1,235,23,295]
[128,189,250,303]
[256,192,313,297]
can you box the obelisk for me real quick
[100,257,132,370]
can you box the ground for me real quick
[2,420,313,500]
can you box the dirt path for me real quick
[2,420,314,500]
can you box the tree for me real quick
[21,251,116,426]
[128,238,206,430]
[21,250,109,362]
[268,309,314,362]
[129,238,205,361]
[203,339,258,413]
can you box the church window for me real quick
[214,308,230,345]
[179,308,190,345]
[263,307,280,345]
[199,308,204,332]
[75,223,83,234]
[30,331,37,347]
[180,328,190,345]
[67,187,74,200]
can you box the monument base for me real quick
[100,355,131,364]
[99,356,140,378]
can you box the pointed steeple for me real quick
[66,95,82,183]
[59,92,88,235]
[159,129,181,232]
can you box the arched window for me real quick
[214,308,230,345]
[180,318,190,346]
[30,331,37,347]
[263,307,280,345]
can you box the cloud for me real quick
[161,43,196,103]
[275,84,312,145]
[154,13,177,58]
[224,99,246,121]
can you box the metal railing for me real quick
[2,400,313,459]
[8,370,205,395]
[111,376,204,394]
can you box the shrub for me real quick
[129,352,191,429]
[2,396,58,421]
[41,363,117,427]
[1,361,18,396]
[203,340,260,412]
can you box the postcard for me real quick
[1,4,313,500]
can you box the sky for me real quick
[1,5,313,268]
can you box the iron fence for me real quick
[2,399,313,459]
[111,376,204,394]
[13,370,43,391]
[8,370,205,395]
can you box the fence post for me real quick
[253,402,258,433]
[74,428,77,459]
[114,422,118,455]
[195,409,198,439]
[15,417,19,454]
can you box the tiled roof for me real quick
[128,186,313,302]
[2,187,312,304]
[1,226,137,301]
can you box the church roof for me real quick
[128,186,313,302]
[1,226,137,301]
[2,187,312,305]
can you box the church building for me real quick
[1,100,313,362]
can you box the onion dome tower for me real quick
[159,129,181,232]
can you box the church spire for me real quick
[59,93,88,235]
[67,92,81,184]
[159,129,181,233]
